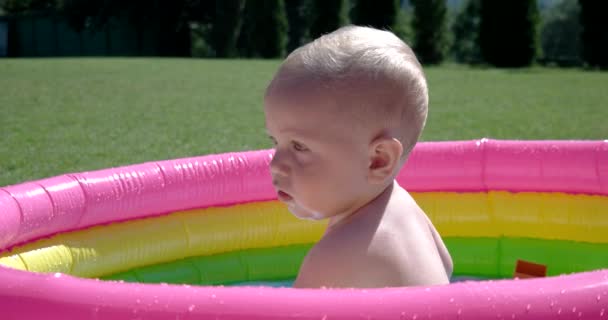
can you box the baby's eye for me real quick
[292,141,308,152]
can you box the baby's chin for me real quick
[287,203,325,221]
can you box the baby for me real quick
[264,26,453,288]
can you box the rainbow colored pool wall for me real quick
[1,139,607,320]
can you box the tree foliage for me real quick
[392,8,413,43]
[578,0,608,69]
[7,0,591,67]
[479,0,539,67]
[540,0,581,66]
[451,0,482,64]
[351,0,399,31]
[410,0,449,65]
[308,0,348,39]
[0,0,55,14]
[238,0,288,58]
[1,0,200,56]
[285,0,313,53]
[210,0,245,57]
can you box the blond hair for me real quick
[266,25,428,159]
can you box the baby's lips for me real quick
[277,190,293,202]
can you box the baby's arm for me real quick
[427,218,453,278]
[294,212,450,288]
[294,239,402,288]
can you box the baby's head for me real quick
[264,26,428,221]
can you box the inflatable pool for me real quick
[1,139,607,319]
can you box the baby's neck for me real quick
[326,180,400,232]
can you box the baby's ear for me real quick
[367,137,403,185]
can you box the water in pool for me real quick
[229,276,488,288]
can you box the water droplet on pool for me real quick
[424,287,431,292]
[412,314,418,320]
[550,301,555,308]
[561,289,566,294]
[578,312,583,318]
[135,299,141,304]
[211,294,216,299]
[598,295,602,302]
[188,305,196,312]
[526,304,531,312]
[449,298,454,303]
[600,308,605,317]
[457,309,462,315]
[557,308,562,315]
[53,273,62,278]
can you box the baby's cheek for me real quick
[293,152,317,168]
[295,160,323,181]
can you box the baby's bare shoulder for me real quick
[294,192,451,288]
[294,230,403,288]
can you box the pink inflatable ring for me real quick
[0,139,607,320]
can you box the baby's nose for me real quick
[269,151,289,177]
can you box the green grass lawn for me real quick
[1,58,607,187]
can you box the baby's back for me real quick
[294,182,452,288]
[358,185,452,286]
[384,188,453,285]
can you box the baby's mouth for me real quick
[277,190,293,202]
